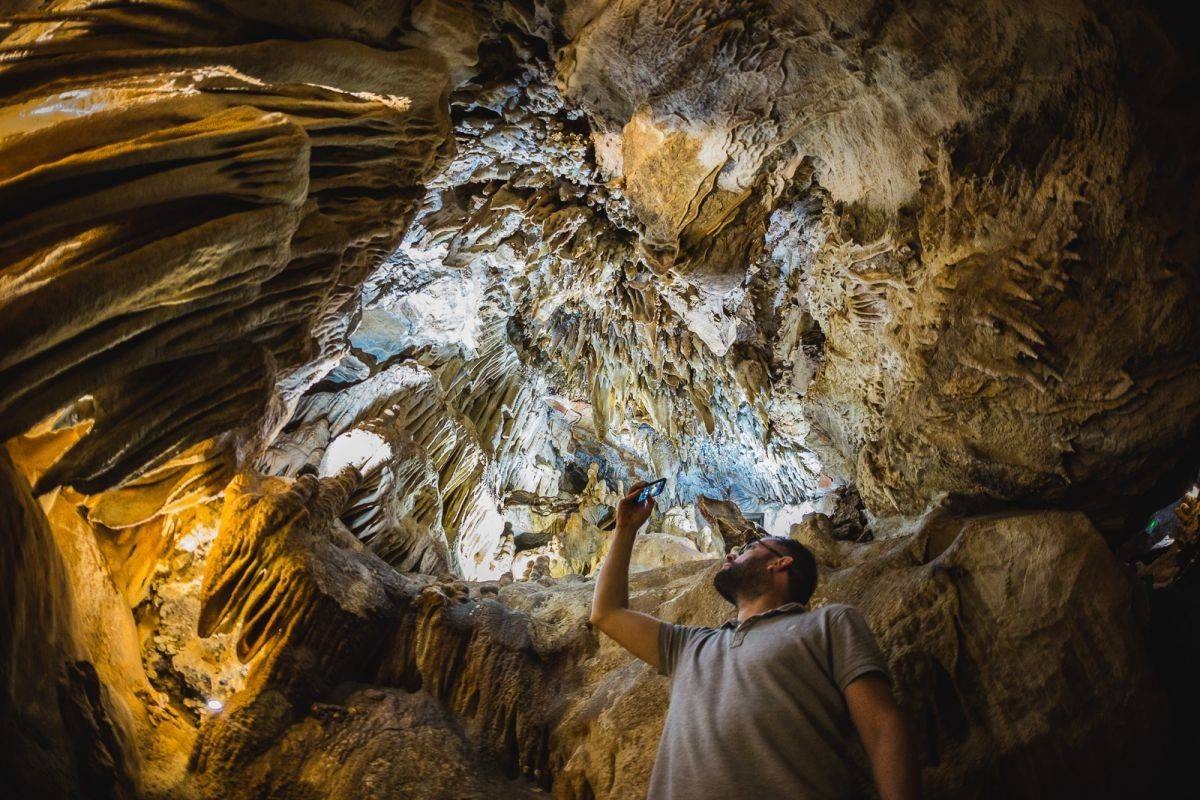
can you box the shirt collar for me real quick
[720,601,809,629]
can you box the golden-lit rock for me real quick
[192,468,412,780]
[0,0,462,495]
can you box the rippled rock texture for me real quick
[2,0,1198,798]
[0,0,461,495]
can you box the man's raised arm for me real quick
[588,481,665,668]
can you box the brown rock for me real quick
[232,685,542,800]
[0,1,464,496]
[696,494,757,553]
[191,468,414,783]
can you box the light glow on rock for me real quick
[320,429,392,476]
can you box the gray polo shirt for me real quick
[648,602,890,800]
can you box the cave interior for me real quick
[1,1,1199,798]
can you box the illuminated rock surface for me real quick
[1,0,1197,797]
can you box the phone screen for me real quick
[637,478,667,503]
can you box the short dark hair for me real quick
[763,536,818,604]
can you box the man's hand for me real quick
[615,480,655,534]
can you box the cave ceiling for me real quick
[6,0,1196,569]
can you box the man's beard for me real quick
[712,558,772,604]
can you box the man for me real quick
[589,481,921,800]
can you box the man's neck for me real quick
[734,590,792,623]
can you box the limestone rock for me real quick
[629,532,707,572]
[191,468,415,782]
[0,0,465,496]
[552,0,1200,529]
[232,686,542,800]
[822,511,1164,797]
[789,512,851,568]
[0,1,1195,534]
[0,448,89,798]
[697,494,757,553]
[1,446,190,798]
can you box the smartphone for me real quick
[637,478,667,504]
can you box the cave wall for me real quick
[0,1,476,796]
[549,0,1200,528]
[183,476,1164,798]
[258,0,1200,555]
[6,0,1196,569]
[1,449,144,798]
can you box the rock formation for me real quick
[2,0,1198,797]
[190,467,412,783]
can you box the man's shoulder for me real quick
[807,603,868,627]
[688,623,728,638]
[808,602,854,617]
[664,620,726,638]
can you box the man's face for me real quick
[712,540,776,603]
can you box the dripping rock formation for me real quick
[1,0,1198,798]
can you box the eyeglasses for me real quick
[737,538,788,560]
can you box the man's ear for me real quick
[770,556,793,574]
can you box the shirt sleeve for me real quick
[658,622,705,677]
[829,605,891,691]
